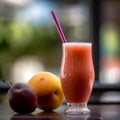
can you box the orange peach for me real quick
[28,72,64,111]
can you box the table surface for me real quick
[0,103,120,120]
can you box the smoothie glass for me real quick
[60,42,94,114]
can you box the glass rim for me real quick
[62,42,92,46]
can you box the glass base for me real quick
[64,103,90,115]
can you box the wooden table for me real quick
[0,103,120,120]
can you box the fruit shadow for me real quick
[35,111,63,120]
[10,113,36,120]
[10,111,63,120]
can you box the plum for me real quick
[7,83,38,114]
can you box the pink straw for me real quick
[51,10,67,43]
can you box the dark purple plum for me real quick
[7,83,38,114]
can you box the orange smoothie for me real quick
[60,42,94,103]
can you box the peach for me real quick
[28,72,64,111]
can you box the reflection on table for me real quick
[0,103,120,120]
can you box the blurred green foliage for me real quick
[0,20,61,79]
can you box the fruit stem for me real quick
[2,80,13,88]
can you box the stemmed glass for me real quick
[60,42,94,114]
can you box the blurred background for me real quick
[0,0,120,103]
